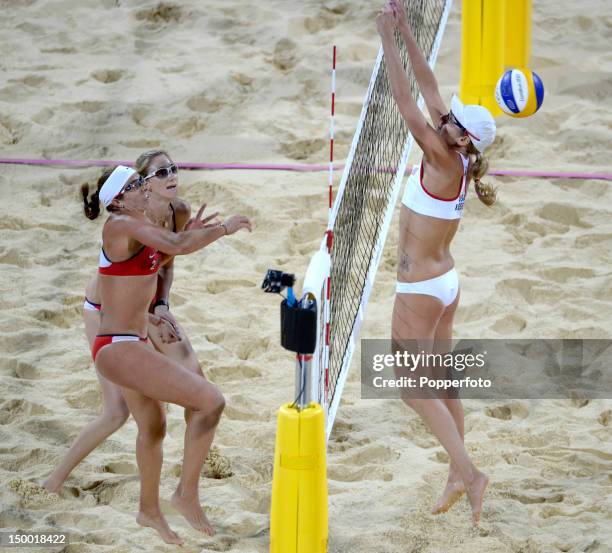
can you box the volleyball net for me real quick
[303,0,453,440]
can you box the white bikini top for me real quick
[401,152,469,220]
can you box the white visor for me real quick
[450,95,496,152]
[99,166,137,207]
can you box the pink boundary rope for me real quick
[0,157,610,180]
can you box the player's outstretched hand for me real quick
[376,2,397,36]
[186,203,220,231]
[389,0,408,29]
[222,214,252,235]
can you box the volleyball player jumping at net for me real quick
[377,0,496,524]
[44,151,223,537]
[64,166,249,543]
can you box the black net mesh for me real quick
[324,0,449,412]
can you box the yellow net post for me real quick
[461,0,534,116]
[505,0,532,69]
[270,403,328,553]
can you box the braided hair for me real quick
[467,142,496,207]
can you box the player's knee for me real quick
[139,420,166,443]
[210,382,225,409]
[193,388,225,431]
[137,412,166,443]
[194,380,222,409]
[207,390,225,428]
[105,404,130,431]
[212,392,225,420]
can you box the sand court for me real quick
[1,1,611,551]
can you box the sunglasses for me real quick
[441,111,481,141]
[145,164,178,180]
[122,175,146,193]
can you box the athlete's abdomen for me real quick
[96,274,157,336]
[397,206,459,281]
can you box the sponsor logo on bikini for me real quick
[455,194,465,211]
[145,251,161,271]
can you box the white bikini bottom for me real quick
[396,267,459,307]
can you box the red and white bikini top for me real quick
[401,152,469,220]
[99,245,161,276]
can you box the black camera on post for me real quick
[262,269,295,294]
[262,269,317,354]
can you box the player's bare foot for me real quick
[466,470,489,525]
[431,479,465,514]
[42,476,61,494]
[171,491,215,536]
[137,510,183,545]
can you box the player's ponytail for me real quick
[468,142,496,207]
[82,169,113,219]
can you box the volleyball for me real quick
[495,68,544,118]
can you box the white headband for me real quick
[99,166,137,207]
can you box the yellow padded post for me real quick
[270,403,328,553]
[505,0,532,69]
[460,0,482,106]
[460,0,505,115]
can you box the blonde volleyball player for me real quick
[377,0,496,524]
[45,165,250,543]
[44,162,176,491]
[44,152,220,537]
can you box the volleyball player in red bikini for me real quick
[47,165,250,543]
[44,152,227,539]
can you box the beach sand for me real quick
[1,1,611,552]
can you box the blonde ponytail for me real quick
[467,143,496,206]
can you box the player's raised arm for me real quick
[390,0,447,126]
[376,4,448,164]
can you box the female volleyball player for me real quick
[377,0,496,524]
[52,166,249,544]
[44,152,219,537]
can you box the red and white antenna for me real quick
[328,45,336,225]
[323,45,336,406]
